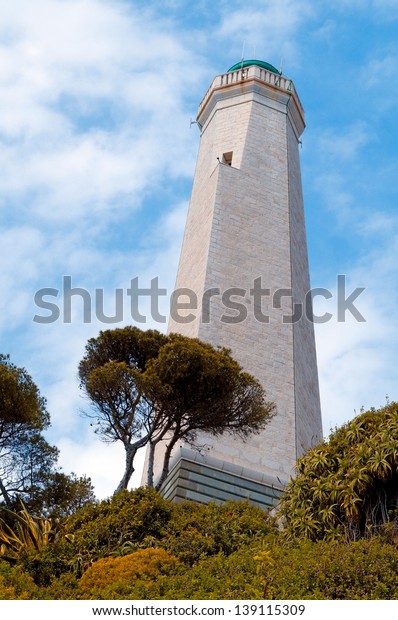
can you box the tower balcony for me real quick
[198,62,305,139]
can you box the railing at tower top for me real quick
[198,64,304,119]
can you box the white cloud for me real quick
[305,105,398,435]
[363,53,398,86]
[317,122,371,161]
[0,0,202,329]
[0,0,202,224]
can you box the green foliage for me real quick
[162,500,275,564]
[152,537,398,600]
[279,402,398,541]
[63,488,174,571]
[2,486,398,600]
[0,559,39,600]
[0,502,80,586]
[0,502,59,560]
[27,472,96,519]
[143,335,271,440]
[0,354,55,509]
[158,548,263,600]
[3,400,398,600]
[79,327,274,492]
[0,354,48,427]
[84,362,145,442]
[78,548,181,599]
[78,327,168,381]
[62,488,275,571]
[266,538,398,599]
[17,539,75,587]
[38,572,79,600]
[0,555,78,599]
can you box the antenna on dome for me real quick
[241,40,245,69]
[279,56,284,75]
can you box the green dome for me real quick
[227,59,280,75]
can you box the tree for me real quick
[28,472,96,519]
[78,327,168,380]
[0,354,48,427]
[82,361,153,492]
[0,354,96,515]
[78,328,275,494]
[279,402,398,542]
[142,336,274,490]
[0,355,52,508]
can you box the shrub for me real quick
[0,560,39,600]
[266,537,398,599]
[279,403,398,541]
[162,500,275,564]
[78,548,181,599]
[159,548,264,599]
[63,489,274,570]
[0,502,59,561]
[158,536,398,600]
[0,502,74,587]
[63,487,174,570]
[38,572,79,600]
[16,539,75,586]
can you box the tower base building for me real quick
[142,60,323,508]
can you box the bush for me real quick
[63,487,174,570]
[63,488,274,570]
[157,536,398,600]
[78,548,181,599]
[162,500,274,564]
[16,539,75,586]
[266,537,398,599]
[38,572,79,600]
[158,548,264,599]
[3,490,398,600]
[0,560,39,600]
[279,403,398,541]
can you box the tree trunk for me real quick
[0,475,13,508]
[146,441,155,489]
[114,444,138,495]
[113,431,153,495]
[155,433,179,491]
[146,429,170,489]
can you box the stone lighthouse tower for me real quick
[143,60,323,507]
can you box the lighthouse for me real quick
[142,60,323,508]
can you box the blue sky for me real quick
[1,0,398,498]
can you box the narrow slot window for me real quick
[222,151,233,166]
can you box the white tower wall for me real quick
[142,64,322,506]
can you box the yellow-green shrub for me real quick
[64,488,173,566]
[0,560,39,600]
[78,548,180,599]
[160,537,398,600]
[162,499,275,564]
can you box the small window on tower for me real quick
[222,152,233,166]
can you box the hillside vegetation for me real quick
[2,402,398,599]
